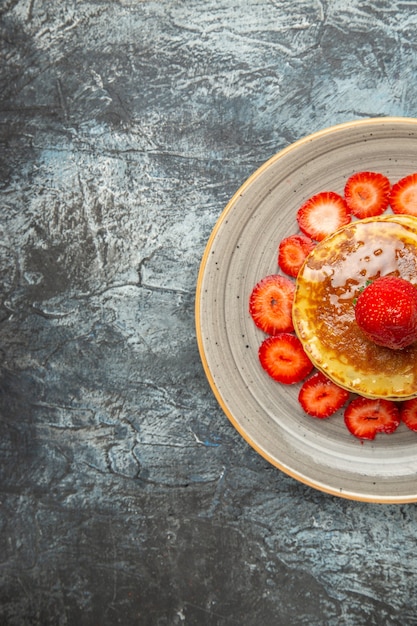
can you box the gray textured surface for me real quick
[2,1,417,625]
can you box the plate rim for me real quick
[195,116,417,503]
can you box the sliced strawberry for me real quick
[399,398,417,432]
[298,371,350,418]
[249,274,295,335]
[390,172,417,216]
[278,234,315,277]
[344,171,391,218]
[296,191,351,241]
[258,334,313,384]
[344,397,400,440]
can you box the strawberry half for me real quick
[399,398,417,432]
[344,397,400,440]
[344,171,391,218]
[298,371,350,418]
[249,274,295,335]
[354,275,417,350]
[258,334,313,384]
[296,191,351,241]
[390,172,417,216]
[278,234,315,277]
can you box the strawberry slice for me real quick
[390,173,417,216]
[399,398,417,432]
[344,171,391,218]
[278,234,315,277]
[258,334,313,384]
[344,397,400,440]
[298,371,350,418]
[296,191,351,241]
[249,274,295,335]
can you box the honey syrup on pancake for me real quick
[293,216,417,399]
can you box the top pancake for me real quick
[293,215,417,400]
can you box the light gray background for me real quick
[1,1,417,624]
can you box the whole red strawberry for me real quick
[355,276,417,349]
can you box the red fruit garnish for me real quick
[258,334,313,384]
[344,171,391,218]
[344,397,400,440]
[390,173,417,216]
[296,191,351,241]
[355,276,417,350]
[278,234,315,277]
[399,398,417,432]
[249,274,295,335]
[298,371,350,418]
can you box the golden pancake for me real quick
[293,215,417,400]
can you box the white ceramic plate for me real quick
[195,117,417,503]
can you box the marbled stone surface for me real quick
[2,1,417,624]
